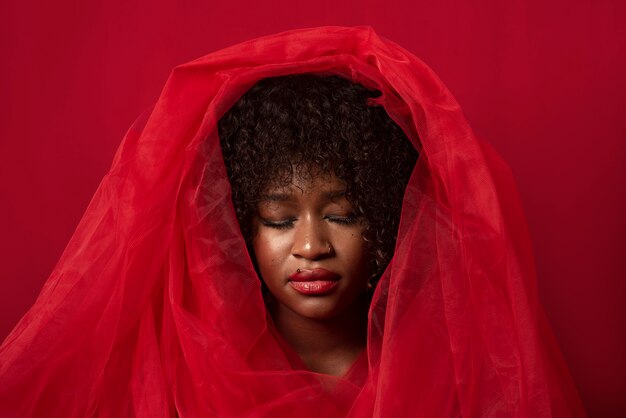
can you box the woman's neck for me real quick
[270,295,368,376]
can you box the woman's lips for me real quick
[288,268,340,282]
[288,268,340,295]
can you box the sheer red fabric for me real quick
[0,26,586,417]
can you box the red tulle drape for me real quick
[0,26,586,417]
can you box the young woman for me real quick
[0,26,586,417]
[217,73,417,378]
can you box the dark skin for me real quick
[269,295,368,376]
[251,169,371,376]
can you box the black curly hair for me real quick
[217,73,417,285]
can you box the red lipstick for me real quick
[288,268,340,295]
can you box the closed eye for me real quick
[259,217,296,230]
[325,215,358,225]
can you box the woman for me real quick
[0,26,586,417]
[218,73,417,378]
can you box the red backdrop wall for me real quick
[1,1,624,416]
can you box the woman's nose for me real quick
[291,218,334,260]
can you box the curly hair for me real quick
[217,74,417,284]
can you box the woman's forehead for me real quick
[263,164,346,193]
[260,171,347,201]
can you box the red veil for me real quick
[0,26,586,417]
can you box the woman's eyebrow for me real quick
[259,192,292,202]
[324,189,346,200]
[259,189,346,202]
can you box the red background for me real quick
[1,1,624,416]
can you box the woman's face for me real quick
[252,170,370,320]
